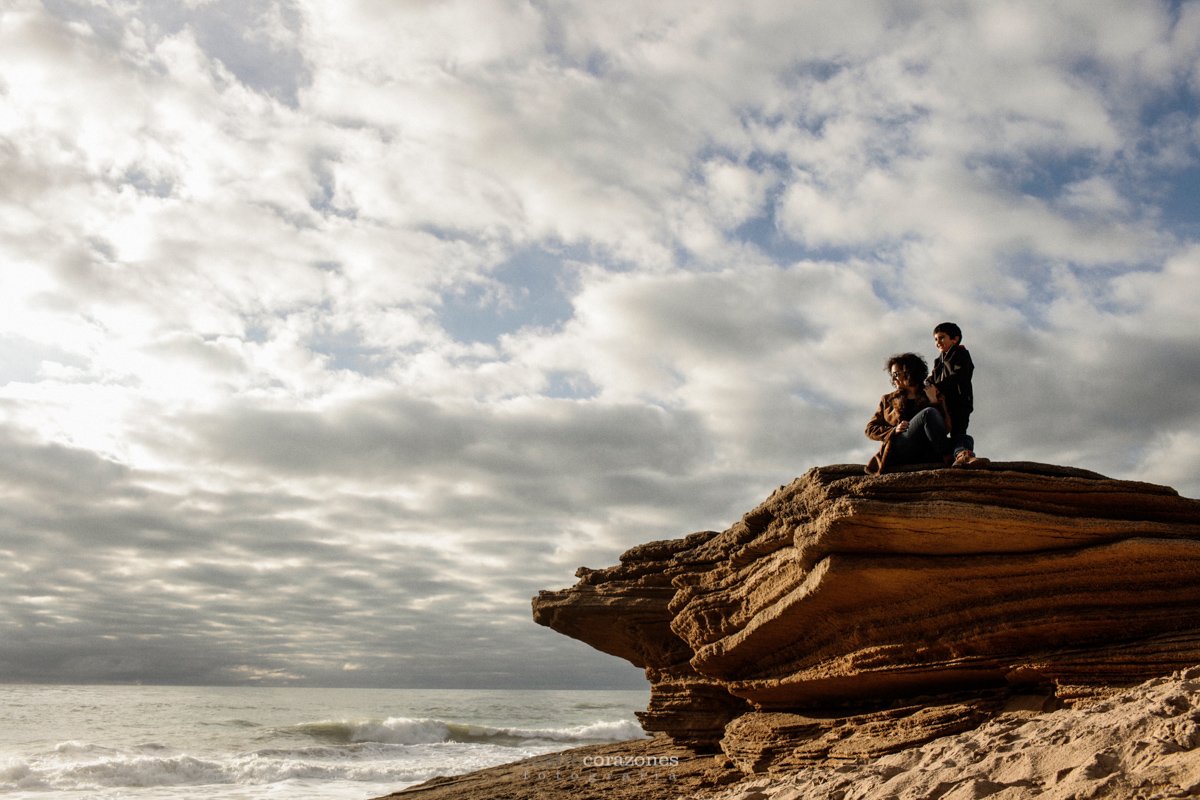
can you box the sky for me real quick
[1,0,1199,689]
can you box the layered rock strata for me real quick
[532,462,1200,770]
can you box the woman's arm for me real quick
[865,397,894,441]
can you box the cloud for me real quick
[0,425,652,686]
[1,0,1198,687]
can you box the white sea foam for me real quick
[289,715,646,746]
[289,717,453,745]
[61,753,228,787]
[3,748,436,792]
[54,741,120,756]
[1,718,642,794]
[521,718,648,742]
[1,759,39,790]
[457,718,648,743]
[0,685,650,800]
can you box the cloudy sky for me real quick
[1,0,1198,689]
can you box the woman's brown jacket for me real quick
[864,389,950,475]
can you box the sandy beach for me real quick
[375,735,734,800]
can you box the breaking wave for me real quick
[1,717,645,794]
[287,716,646,746]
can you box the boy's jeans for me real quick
[951,433,976,458]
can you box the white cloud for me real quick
[0,0,1198,687]
[1109,246,1200,338]
[1137,429,1200,491]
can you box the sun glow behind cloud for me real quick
[1,0,1199,687]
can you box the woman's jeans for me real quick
[889,407,950,465]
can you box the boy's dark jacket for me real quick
[928,344,974,427]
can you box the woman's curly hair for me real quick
[885,352,929,384]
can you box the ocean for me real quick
[0,684,650,800]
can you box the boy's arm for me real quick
[932,348,974,395]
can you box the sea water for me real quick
[0,684,650,800]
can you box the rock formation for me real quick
[706,666,1200,800]
[532,462,1200,774]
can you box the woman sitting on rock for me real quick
[865,352,952,475]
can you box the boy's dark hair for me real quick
[886,352,929,384]
[933,321,962,341]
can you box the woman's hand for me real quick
[895,420,909,433]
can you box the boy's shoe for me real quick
[952,450,991,468]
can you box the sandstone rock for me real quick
[702,666,1200,800]
[532,462,1200,771]
[720,695,1005,774]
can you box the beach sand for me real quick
[374,735,737,800]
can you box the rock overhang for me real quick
[532,462,1200,760]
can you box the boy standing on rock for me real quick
[925,322,989,468]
